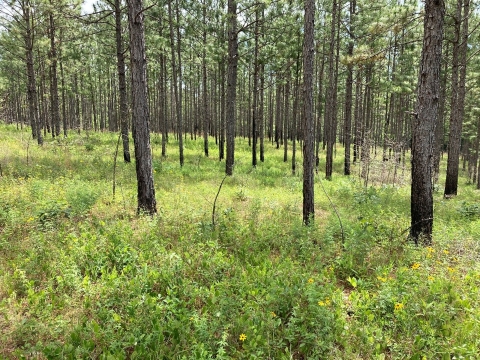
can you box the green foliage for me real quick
[458,201,480,218]
[0,126,479,359]
[65,180,101,215]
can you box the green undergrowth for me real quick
[1,124,479,359]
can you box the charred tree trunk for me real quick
[411,0,445,244]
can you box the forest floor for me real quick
[1,123,480,359]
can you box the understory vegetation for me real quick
[1,124,480,359]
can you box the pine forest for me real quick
[1,0,480,358]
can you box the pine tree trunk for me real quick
[202,2,209,157]
[127,0,157,215]
[23,2,43,145]
[48,9,61,138]
[303,0,315,225]
[115,0,131,163]
[219,58,226,160]
[325,0,338,180]
[433,43,448,183]
[411,0,445,244]
[283,79,290,162]
[292,57,300,175]
[315,42,326,169]
[275,79,281,149]
[259,62,265,163]
[444,0,469,197]
[225,0,238,176]
[168,0,183,166]
[252,5,259,168]
[344,0,355,175]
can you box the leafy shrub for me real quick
[458,201,480,218]
[36,201,71,229]
[65,182,101,214]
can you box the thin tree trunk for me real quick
[344,0,355,175]
[444,0,469,197]
[48,7,61,138]
[259,61,265,163]
[303,0,315,225]
[202,1,209,157]
[315,41,326,169]
[252,4,260,167]
[219,57,226,160]
[325,0,338,179]
[226,0,238,175]
[115,0,131,162]
[434,42,449,182]
[168,0,182,165]
[284,79,290,162]
[127,0,157,214]
[23,1,43,145]
[292,56,300,175]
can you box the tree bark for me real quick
[225,0,238,175]
[444,0,469,197]
[23,0,43,145]
[202,1,209,157]
[259,62,265,163]
[115,0,131,163]
[344,0,355,175]
[411,0,445,244]
[48,6,61,138]
[283,79,290,162]
[325,0,338,180]
[127,0,157,215]
[303,0,315,225]
[168,0,184,166]
[252,4,259,168]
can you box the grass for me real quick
[0,123,479,359]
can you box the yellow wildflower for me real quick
[394,303,404,311]
[318,298,331,306]
[443,249,449,255]
[377,276,387,282]
[411,263,420,270]
[239,334,247,341]
[308,278,314,284]
[426,247,435,253]
[271,311,277,318]
[447,267,456,273]
[428,276,434,281]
